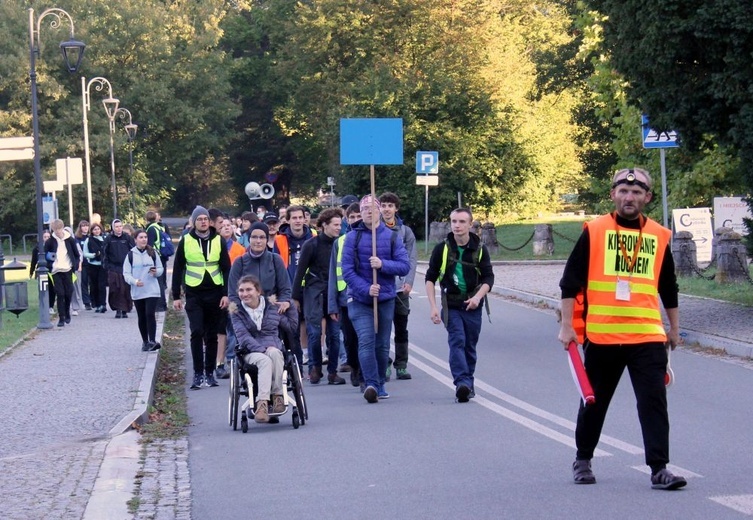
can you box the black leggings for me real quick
[134,297,158,343]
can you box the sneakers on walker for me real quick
[254,401,269,423]
[271,394,285,414]
[572,459,596,484]
[651,468,687,490]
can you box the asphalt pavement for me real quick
[0,261,750,519]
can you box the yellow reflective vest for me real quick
[183,234,223,287]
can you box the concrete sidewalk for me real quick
[0,303,163,520]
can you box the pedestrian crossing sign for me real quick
[642,115,679,149]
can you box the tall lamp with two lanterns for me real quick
[28,7,85,329]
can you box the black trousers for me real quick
[134,297,158,343]
[87,264,107,308]
[51,271,74,320]
[339,304,359,374]
[575,341,670,471]
[185,288,223,376]
[391,290,410,369]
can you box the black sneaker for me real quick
[396,368,412,380]
[205,374,219,387]
[141,342,151,352]
[64,317,71,324]
[215,365,228,379]
[573,459,596,484]
[85,304,92,311]
[190,374,203,390]
[456,384,471,403]
[651,468,687,490]
[115,311,123,319]
[122,312,128,318]
[57,319,65,327]
[363,385,378,403]
[149,342,161,351]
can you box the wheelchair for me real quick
[228,343,308,433]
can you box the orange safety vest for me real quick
[274,234,291,268]
[578,213,670,345]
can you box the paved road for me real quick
[1,261,751,519]
[186,287,753,519]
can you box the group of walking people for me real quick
[166,164,687,490]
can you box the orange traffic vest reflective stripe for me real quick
[581,214,670,345]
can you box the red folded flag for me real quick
[567,341,595,406]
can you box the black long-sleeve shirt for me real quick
[559,214,679,309]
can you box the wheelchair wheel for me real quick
[292,410,300,429]
[229,358,240,431]
[290,354,308,425]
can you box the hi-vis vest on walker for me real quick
[572,213,669,345]
[334,235,347,292]
[183,235,223,287]
[437,239,491,322]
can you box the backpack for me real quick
[148,223,175,258]
[127,247,156,269]
[437,239,491,322]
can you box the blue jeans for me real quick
[444,306,482,389]
[348,298,395,389]
[225,320,237,362]
[307,315,341,375]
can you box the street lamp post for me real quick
[28,7,85,330]
[115,108,138,219]
[82,77,119,222]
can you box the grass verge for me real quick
[0,280,40,355]
[139,308,189,440]
[128,307,189,514]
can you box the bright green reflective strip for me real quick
[588,305,661,320]
[589,281,657,295]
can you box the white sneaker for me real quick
[49,308,55,315]
[71,310,79,316]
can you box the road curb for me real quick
[83,309,167,520]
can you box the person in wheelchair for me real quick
[230,274,299,423]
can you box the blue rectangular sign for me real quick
[642,115,679,149]
[416,151,439,174]
[340,118,404,165]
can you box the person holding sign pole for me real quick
[557,167,686,490]
[341,195,410,403]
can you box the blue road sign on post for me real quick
[642,115,679,149]
[340,118,404,165]
[416,151,439,174]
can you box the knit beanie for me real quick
[248,221,269,240]
[359,195,380,212]
[191,205,210,223]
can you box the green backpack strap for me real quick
[437,240,491,323]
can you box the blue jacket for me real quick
[341,221,410,305]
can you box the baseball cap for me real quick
[341,194,359,207]
[263,212,279,223]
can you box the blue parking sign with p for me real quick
[416,151,438,174]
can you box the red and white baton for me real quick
[567,341,595,406]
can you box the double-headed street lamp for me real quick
[28,7,85,329]
[115,108,138,218]
[82,77,119,221]
[107,106,137,220]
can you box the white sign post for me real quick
[416,151,439,254]
[55,157,83,227]
[672,207,713,263]
[0,136,34,162]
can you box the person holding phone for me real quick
[124,229,164,351]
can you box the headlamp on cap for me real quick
[612,169,650,192]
